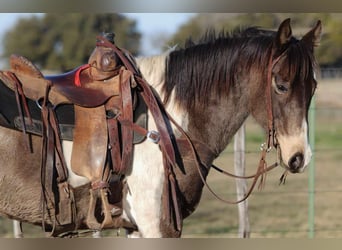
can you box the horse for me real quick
[0,18,321,237]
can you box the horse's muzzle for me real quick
[287,152,304,173]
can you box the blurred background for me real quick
[0,13,341,238]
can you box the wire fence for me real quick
[321,68,342,79]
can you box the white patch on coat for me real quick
[119,53,189,237]
[62,140,89,187]
[136,51,189,132]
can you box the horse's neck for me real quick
[186,89,250,156]
[136,53,250,158]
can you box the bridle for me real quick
[265,45,286,151]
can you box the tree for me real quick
[166,13,342,67]
[2,13,141,71]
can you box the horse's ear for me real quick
[275,18,292,48]
[301,20,322,50]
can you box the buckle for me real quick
[260,142,272,152]
[147,130,160,144]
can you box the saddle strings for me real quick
[6,72,33,152]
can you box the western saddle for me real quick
[0,33,182,234]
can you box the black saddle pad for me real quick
[0,79,147,143]
[0,79,74,127]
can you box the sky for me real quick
[0,13,196,57]
[124,13,196,55]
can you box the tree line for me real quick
[2,13,341,70]
[1,13,141,71]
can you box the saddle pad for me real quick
[0,80,147,144]
[0,79,75,135]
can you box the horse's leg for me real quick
[125,229,142,238]
[62,141,89,187]
[122,140,165,238]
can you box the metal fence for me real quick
[321,68,342,79]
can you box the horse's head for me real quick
[268,18,322,173]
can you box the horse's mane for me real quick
[163,27,275,109]
[163,27,317,110]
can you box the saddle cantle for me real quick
[3,54,124,107]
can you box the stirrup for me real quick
[85,187,122,230]
[86,189,102,230]
[100,188,122,228]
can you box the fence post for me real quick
[234,123,250,238]
[308,96,316,238]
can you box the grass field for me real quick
[0,78,341,238]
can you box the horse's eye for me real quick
[276,84,289,93]
[272,76,290,95]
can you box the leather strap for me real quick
[40,84,75,228]
[105,69,136,175]
[107,112,122,173]
[6,72,33,152]
[117,68,134,175]
[266,45,286,149]
[96,36,177,167]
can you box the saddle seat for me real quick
[1,54,126,108]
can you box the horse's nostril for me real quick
[288,153,304,172]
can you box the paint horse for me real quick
[0,18,321,237]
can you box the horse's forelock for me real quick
[281,39,318,91]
